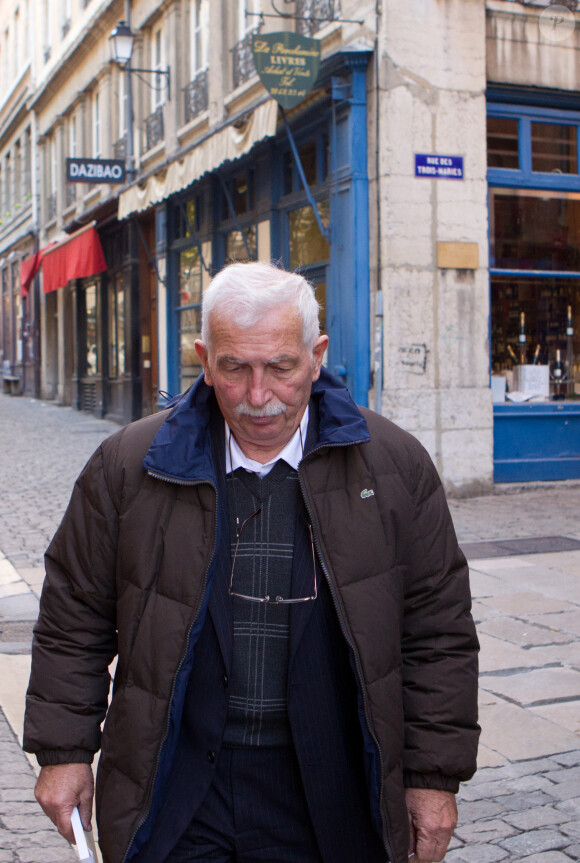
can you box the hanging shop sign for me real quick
[252,32,321,110]
[66,157,126,184]
[415,154,464,179]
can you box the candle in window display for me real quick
[566,305,574,395]
[518,311,527,365]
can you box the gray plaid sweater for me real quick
[224,460,300,747]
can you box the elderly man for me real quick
[24,261,479,863]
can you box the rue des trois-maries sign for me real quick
[66,157,126,184]
[252,32,321,110]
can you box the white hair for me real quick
[201,261,321,352]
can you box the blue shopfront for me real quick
[162,48,371,408]
[487,90,580,482]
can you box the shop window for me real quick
[531,122,577,175]
[487,116,519,170]
[232,173,253,216]
[226,225,256,262]
[489,188,580,396]
[1,268,9,363]
[175,198,201,240]
[108,277,126,378]
[85,283,98,376]
[289,201,330,270]
[490,188,580,272]
[491,276,579,385]
[283,136,328,195]
[177,245,203,391]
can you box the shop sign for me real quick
[252,32,321,110]
[415,154,464,179]
[66,157,126,184]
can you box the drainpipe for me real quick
[373,0,384,416]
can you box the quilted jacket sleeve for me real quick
[401,450,480,792]
[23,440,120,765]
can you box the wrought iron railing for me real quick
[65,183,76,208]
[296,0,341,35]
[47,192,57,221]
[144,107,165,152]
[113,138,127,160]
[232,30,258,90]
[184,69,209,124]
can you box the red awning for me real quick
[20,251,42,297]
[41,224,107,293]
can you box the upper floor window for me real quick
[93,91,101,158]
[42,0,53,62]
[190,0,209,78]
[487,106,580,188]
[23,127,31,199]
[13,10,19,80]
[61,0,72,37]
[152,23,166,111]
[233,0,258,88]
[69,113,77,157]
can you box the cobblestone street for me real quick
[1,392,579,862]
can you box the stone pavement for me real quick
[1,392,580,862]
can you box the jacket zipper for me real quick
[298,442,394,863]
[121,472,219,863]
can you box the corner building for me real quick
[9,0,579,490]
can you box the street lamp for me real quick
[109,19,171,178]
[109,20,135,67]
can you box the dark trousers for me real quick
[167,746,323,863]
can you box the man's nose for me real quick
[247,369,270,405]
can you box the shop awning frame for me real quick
[118,98,279,219]
[41,222,107,293]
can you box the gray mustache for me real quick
[236,401,287,418]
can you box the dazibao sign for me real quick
[415,154,464,179]
[252,32,321,110]
[66,157,126,184]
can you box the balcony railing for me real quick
[296,0,341,35]
[65,183,76,208]
[184,69,209,124]
[144,106,165,152]
[47,193,57,221]
[113,138,127,160]
[232,30,258,90]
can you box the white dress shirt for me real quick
[225,406,309,478]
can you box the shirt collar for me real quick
[225,406,309,479]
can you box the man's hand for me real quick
[34,763,94,844]
[406,787,458,863]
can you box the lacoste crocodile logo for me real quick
[360,488,375,499]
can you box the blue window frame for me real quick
[488,101,580,481]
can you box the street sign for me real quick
[415,154,464,179]
[252,32,321,110]
[66,157,126,184]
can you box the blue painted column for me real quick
[329,49,372,407]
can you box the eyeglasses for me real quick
[229,507,318,605]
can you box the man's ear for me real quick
[195,340,213,386]
[311,335,329,381]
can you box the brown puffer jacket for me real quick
[24,373,479,863]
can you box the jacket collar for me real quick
[143,367,370,483]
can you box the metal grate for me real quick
[232,30,258,89]
[46,192,57,221]
[184,69,209,124]
[65,183,76,208]
[144,107,165,152]
[296,0,341,35]
[113,138,127,160]
[81,382,97,412]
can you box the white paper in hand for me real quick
[71,807,95,863]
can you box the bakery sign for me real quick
[252,32,321,110]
